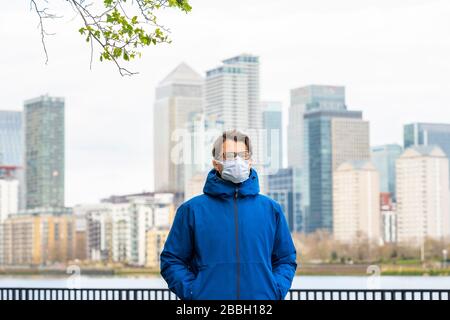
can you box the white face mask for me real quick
[217,156,250,184]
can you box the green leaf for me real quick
[104,0,114,7]
[113,47,122,58]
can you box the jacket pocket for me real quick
[189,265,207,300]
[188,277,199,300]
[269,271,284,300]
[239,262,281,300]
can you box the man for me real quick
[160,129,297,300]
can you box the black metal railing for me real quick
[287,289,450,301]
[0,288,450,300]
[0,288,449,300]
[0,288,178,301]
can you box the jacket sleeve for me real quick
[271,202,298,300]
[160,203,196,300]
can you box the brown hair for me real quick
[211,129,253,160]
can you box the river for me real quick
[1,275,449,289]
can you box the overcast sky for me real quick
[1,0,449,206]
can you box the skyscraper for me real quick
[288,85,346,170]
[333,160,380,244]
[206,54,261,131]
[287,85,350,233]
[153,63,203,194]
[266,167,302,232]
[222,55,261,132]
[371,144,403,200]
[404,123,450,183]
[24,95,65,209]
[304,109,369,233]
[0,110,22,166]
[183,112,224,201]
[0,110,24,210]
[205,54,265,190]
[396,145,450,244]
[331,117,370,171]
[261,101,283,173]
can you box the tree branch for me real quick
[29,0,192,76]
[30,0,62,64]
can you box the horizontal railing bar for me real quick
[0,288,448,300]
[1,288,448,291]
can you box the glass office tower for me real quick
[371,144,403,201]
[24,95,65,209]
[267,167,302,232]
[304,109,368,233]
[0,110,22,166]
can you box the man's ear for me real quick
[212,159,221,172]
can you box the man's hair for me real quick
[212,129,253,160]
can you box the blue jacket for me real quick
[160,168,297,300]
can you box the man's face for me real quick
[212,140,252,174]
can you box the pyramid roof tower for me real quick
[158,62,203,86]
[401,145,447,159]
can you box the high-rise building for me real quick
[287,85,353,233]
[222,55,261,131]
[206,61,249,130]
[0,110,22,166]
[153,63,203,194]
[404,123,450,183]
[396,146,450,245]
[331,117,370,171]
[183,112,224,201]
[304,109,369,233]
[371,144,403,200]
[261,101,283,173]
[206,54,261,130]
[0,110,24,209]
[266,167,302,232]
[288,85,346,170]
[24,95,65,209]
[380,192,397,244]
[333,160,380,243]
[205,54,265,190]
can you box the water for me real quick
[0,275,449,289]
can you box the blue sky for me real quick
[1,0,449,205]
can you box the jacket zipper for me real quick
[234,187,240,300]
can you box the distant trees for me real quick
[293,231,450,265]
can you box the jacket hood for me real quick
[203,168,260,198]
